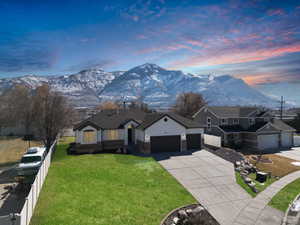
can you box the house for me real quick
[193,106,296,152]
[73,109,204,154]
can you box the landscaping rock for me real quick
[162,204,220,225]
[244,177,252,183]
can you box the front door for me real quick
[128,128,133,144]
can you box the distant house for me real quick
[73,109,204,154]
[193,106,296,152]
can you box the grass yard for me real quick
[235,172,277,197]
[30,139,196,225]
[269,178,300,212]
[245,154,300,177]
[0,136,43,167]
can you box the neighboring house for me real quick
[271,110,298,122]
[193,106,296,152]
[73,109,204,154]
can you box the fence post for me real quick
[25,198,29,225]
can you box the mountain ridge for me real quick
[0,63,278,108]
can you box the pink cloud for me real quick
[136,34,148,40]
[267,9,285,16]
[168,43,300,69]
[236,73,293,86]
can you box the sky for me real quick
[0,0,300,98]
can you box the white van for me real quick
[16,147,47,176]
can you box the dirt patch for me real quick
[250,155,273,164]
[0,137,43,167]
[245,154,300,177]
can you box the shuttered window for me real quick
[83,130,96,143]
[107,130,118,140]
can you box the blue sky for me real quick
[0,0,300,90]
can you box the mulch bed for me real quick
[161,204,220,225]
[204,145,244,164]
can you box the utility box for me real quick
[256,172,268,183]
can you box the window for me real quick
[107,130,118,140]
[83,130,96,143]
[21,156,42,163]
[233,118,239,125]
[249,118,255,125]
[207,117,212,130]
[164,117,168,122]
[221,118,228,125]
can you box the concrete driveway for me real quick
[155,150,251,225]
[276,147,300,161]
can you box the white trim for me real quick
[192,105,207,118]
[233,118,239,125]
[220,118,228,125]
[256,122,279,133]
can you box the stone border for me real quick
[282,193,300,225]
[160,203,220,225]
[159,204,200,225]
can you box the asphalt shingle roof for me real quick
[74,109,203,130]
[207,106,261,117]
[137,112,202,130]
[74,109,148,130]
[272,119,296,131]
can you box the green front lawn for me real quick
[269,178,300,212]
[235,172,277,197]
[30,140,196,225]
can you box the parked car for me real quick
[16,147,47,176]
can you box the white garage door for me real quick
[281,132,292,147]
[258,134,279,150]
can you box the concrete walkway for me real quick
[276,147,300,161]
[155,150,251,225]
[156,150,300,225]
[233,170,300,225]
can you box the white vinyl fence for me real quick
[203,134,222,148]
[294,135,300,147]
[0,140,57,225]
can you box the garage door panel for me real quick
[150,135,181,153]
[187,134,201,150]
[281,132,292,147]
[258,134,279,150]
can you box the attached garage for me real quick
[150,135,181,153]
[187,134,202,150]
[281,132,293,148]
[258,134,279,150]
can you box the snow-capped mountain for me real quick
[0,63,278,108]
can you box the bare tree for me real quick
[0,85,35,135]
[173,92,206,118]
[32,85,74,149]
[128,97,151,112]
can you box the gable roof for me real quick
[219,119,295,133]
[137,112,203,130]
[271,119,296,131]
[74,109,148,130]
[206,106,262,118]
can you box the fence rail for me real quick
[0,140,57,225]
[203,134,221,148]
